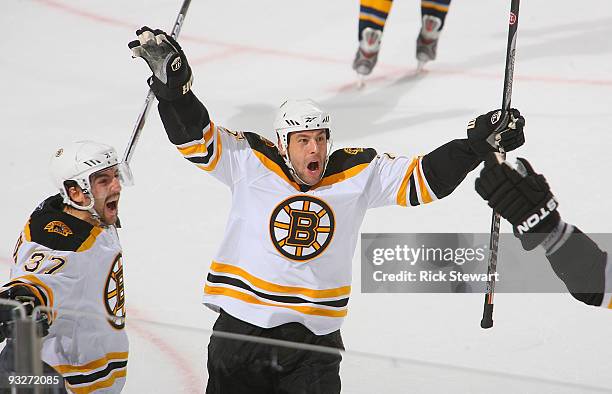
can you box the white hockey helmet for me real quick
[49,141,133,213]
[273,99,332,184]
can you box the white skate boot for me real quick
[353,27,383,78]
[416,15,442,70]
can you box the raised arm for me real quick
[367,109,525,208]
[129,26,248,186]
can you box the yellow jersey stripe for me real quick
[196,127,223,172]
[205,285,348,318]
[67,368,127,394]
[23,220,32,242]
[53,352,129,374]
[177,122,215,156]
[77,227,103,253]
[415,157,433,204]
[19,275,54,310]
[251,151,301,191]
[396,158,419,207]
[210,261,351,298]
[7,281,46,311]
[358,13,387,26]
[314,163,370,188]
[361,0,393,13]
[421,0,450,12]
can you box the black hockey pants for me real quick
[206,310,344,394]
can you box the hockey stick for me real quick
[122,0,193,165]
[480,0,520,329]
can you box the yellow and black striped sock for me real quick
[357,0,394,40]
[420,0,451,29]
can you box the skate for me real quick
[416,15,442,71]
[353,27,383,83]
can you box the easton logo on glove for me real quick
[516,197,558,235]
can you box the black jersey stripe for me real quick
[243,131,306,190]
[409,173,419,206]
[185,139,216,164]
[359,5,390,20]
[244,132,294,177]
[207,273,349,308]
[64,360,127,385]
[5,280,49,307]
[323,148,377,179]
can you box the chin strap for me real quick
[65,191,101,223]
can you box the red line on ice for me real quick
[0,255,202,392]
[34,0,612,90]
[128,309,204,393]
[34,0,138,30]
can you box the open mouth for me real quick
[307,161,320,172]
[106,196,119,212]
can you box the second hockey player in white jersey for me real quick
[0,141,130,393]
[129,26,526,393]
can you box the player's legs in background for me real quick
[353,0,394,76]
[416,0,451,66]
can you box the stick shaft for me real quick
[481,0,520,329]
[122,0,192,164]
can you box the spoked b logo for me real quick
[105,254,126,329]
[269,195,335,262]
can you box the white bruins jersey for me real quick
[174,120,439,335]
[6,195,128,393]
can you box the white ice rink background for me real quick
[1,0,612,392]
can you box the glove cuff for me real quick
[541,219,574,255]
[513,210,561,251]
[148,69,193,101]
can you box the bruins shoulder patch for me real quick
[26,196,96,252]
[343,148,364,155]
[219,126,245,141]
[44,221,73,237]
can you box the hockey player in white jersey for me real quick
[0,141,130,393]
[129,27,525,393]
[475,158,611,309]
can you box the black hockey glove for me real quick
[0,286,50,341]
[129,26,193,101]
[467,109,525,157]
[475,158,560,251]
